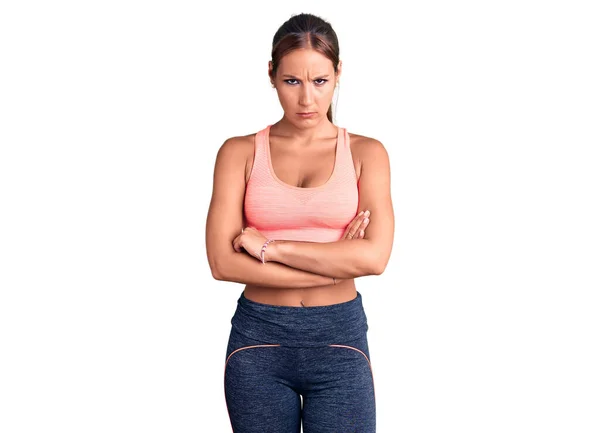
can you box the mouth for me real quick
[297,112,317,116]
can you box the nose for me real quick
[299,83,314,107]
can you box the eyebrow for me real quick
[281,74,330,79]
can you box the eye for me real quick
[283,78,328,86]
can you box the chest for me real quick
[245,138,362,185]
[270,144,337,188]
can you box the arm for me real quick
[265,138,395,279]
[205,136,335,288]
[215,248,335,288]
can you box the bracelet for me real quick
[260,239,276,264]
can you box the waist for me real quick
[254,227,344,243]
[230,290,369,347]
[243,280,356,306]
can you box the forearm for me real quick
[213,250,335,288]
[266,239,380,279]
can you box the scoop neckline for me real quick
[265,124,342,191]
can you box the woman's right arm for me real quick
[205,136,335,289]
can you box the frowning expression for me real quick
[269,48,341,124]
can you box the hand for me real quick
[341,210,370,240]
[232,226,268,262]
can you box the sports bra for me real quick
[244,124,359,243]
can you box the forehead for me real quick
[277,48,334,74]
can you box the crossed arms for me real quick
[205,134,394,288]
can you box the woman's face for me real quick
[270,48,340,126]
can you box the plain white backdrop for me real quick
[1,0,599,432]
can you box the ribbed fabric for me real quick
[244,124,359,243]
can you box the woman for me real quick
[205,12,394,433]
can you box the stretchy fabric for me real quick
[224,291,376,432]
[244,124,359,243]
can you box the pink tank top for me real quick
[244,124,359,243]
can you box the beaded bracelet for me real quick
[260,239,276,264]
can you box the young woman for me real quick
[206,13,394,433]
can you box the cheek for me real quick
[276,90,294,107]
[317,88,335,104]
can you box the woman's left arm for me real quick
[265,138,395,279]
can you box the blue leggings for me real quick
[224,291,376,432]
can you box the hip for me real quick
[229,289,369,347]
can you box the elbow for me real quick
[208,255,226,281]
[211,253,239,282]
[367,252,390,276]
[366,260,384,276]
[360,241,390,276]
[356,258,384,277]
[209,263,222,281]
[211,266,223,281]
[371,261,386,276]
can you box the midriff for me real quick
[243,278,357,307]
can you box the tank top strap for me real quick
[341,127,349,149]
[335,126,358,184]
[339,126,351,156]
[256,125,270,160]
[250,124,355,186]
[246,126,271,186]
[337,126,351,159]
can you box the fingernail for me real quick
[365,210,370,216]
[358,211,364,216]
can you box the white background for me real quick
[1,1,599,432]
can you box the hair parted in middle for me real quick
[269,13,341,122]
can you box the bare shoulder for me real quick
[348,132,387,155]
[217,132,254,158]
[347,132,389,179]
[215,132,256,183]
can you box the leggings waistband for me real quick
[230,291,369,347]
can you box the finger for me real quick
[357,212,370,229]
[354,218,370,238]
[352,212,370,238]
[350,211,371,239]
[344,210,368,239]
[347,211,365,238]
[341,226,350,239]
[232,235,242,252]
[354,225,366,239]
[342,211,363,239]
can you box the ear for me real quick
[336,60,343,80]
[268,61,274,81]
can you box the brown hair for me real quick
[269,13,340,123]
